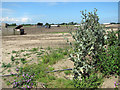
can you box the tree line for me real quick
[6,22,120,26]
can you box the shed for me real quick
[14,25,24,35]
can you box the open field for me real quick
[2,26,76,53]
[1,26,75,88]
[1,25,119,88]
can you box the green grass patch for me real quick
[74,72,103,88]
[2,46,76,88]
[64,70,71,75]
[41,48,69,65]
[62,67,72,75]
[47,78,74,88]
[20,50,26,52]
[12,50,17,54]
[23,63,56,84]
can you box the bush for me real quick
[105,30,118,46]
[74,72,103,88]
[66,8,105,81]
[96,45,119,76]
[41,48,68,65]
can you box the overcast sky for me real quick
[1,2,118,24]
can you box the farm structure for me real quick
[51,25,60,27]
[74,25,80,27]
[1,23,25,36]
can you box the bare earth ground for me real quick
[1,26,119,88]
[1,26,74,88]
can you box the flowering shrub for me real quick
[114,82,119,89]
[11,67,36,89]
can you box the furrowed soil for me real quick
[2,26,75,54]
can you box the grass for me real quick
[2,46,106,88]
[23,62,74,88]
[62,67,72,75]
[47,78,74,88]
[3,46,104,88]
[23,63,56,85]
[64,70,71,75]
[12,50,17,54]
[41,48,69,65]
[7,47,73,88]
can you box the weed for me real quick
[2,63,11,68]
[96,45,119,76]
[64,70,71,75]
[20,58,27,64]
[36,52,43,57]
[11,55,15,62]
[47,46,51,50]
[74,72,103,88]
[49,67,54,71]
[6,81,11,85]
[12,50,17,54]
[47,78,74,88]
[41,51,64,65]
[20,50,26,52]
[8,69,11,72]
[15,54,19,57]
[23,53,31,57]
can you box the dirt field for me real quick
[2,26,75,53]
[1,25,119,88]
[2,26,76,69]
[1,26,75,88]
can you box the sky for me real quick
[1,2,118,25]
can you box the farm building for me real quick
[1,23,25,36]
[51,25,60,27]
[74,25,80,27]
[103,23,110,25]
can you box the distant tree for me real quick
[45,23,49,26]
[9,23,16,26]
[68,22,71,25]
[21,24,32,26]
[68,22,77,25]
[110,22,116,24]
[37,23,43,26]
[74,22,78,25]
[60,23,67,25]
